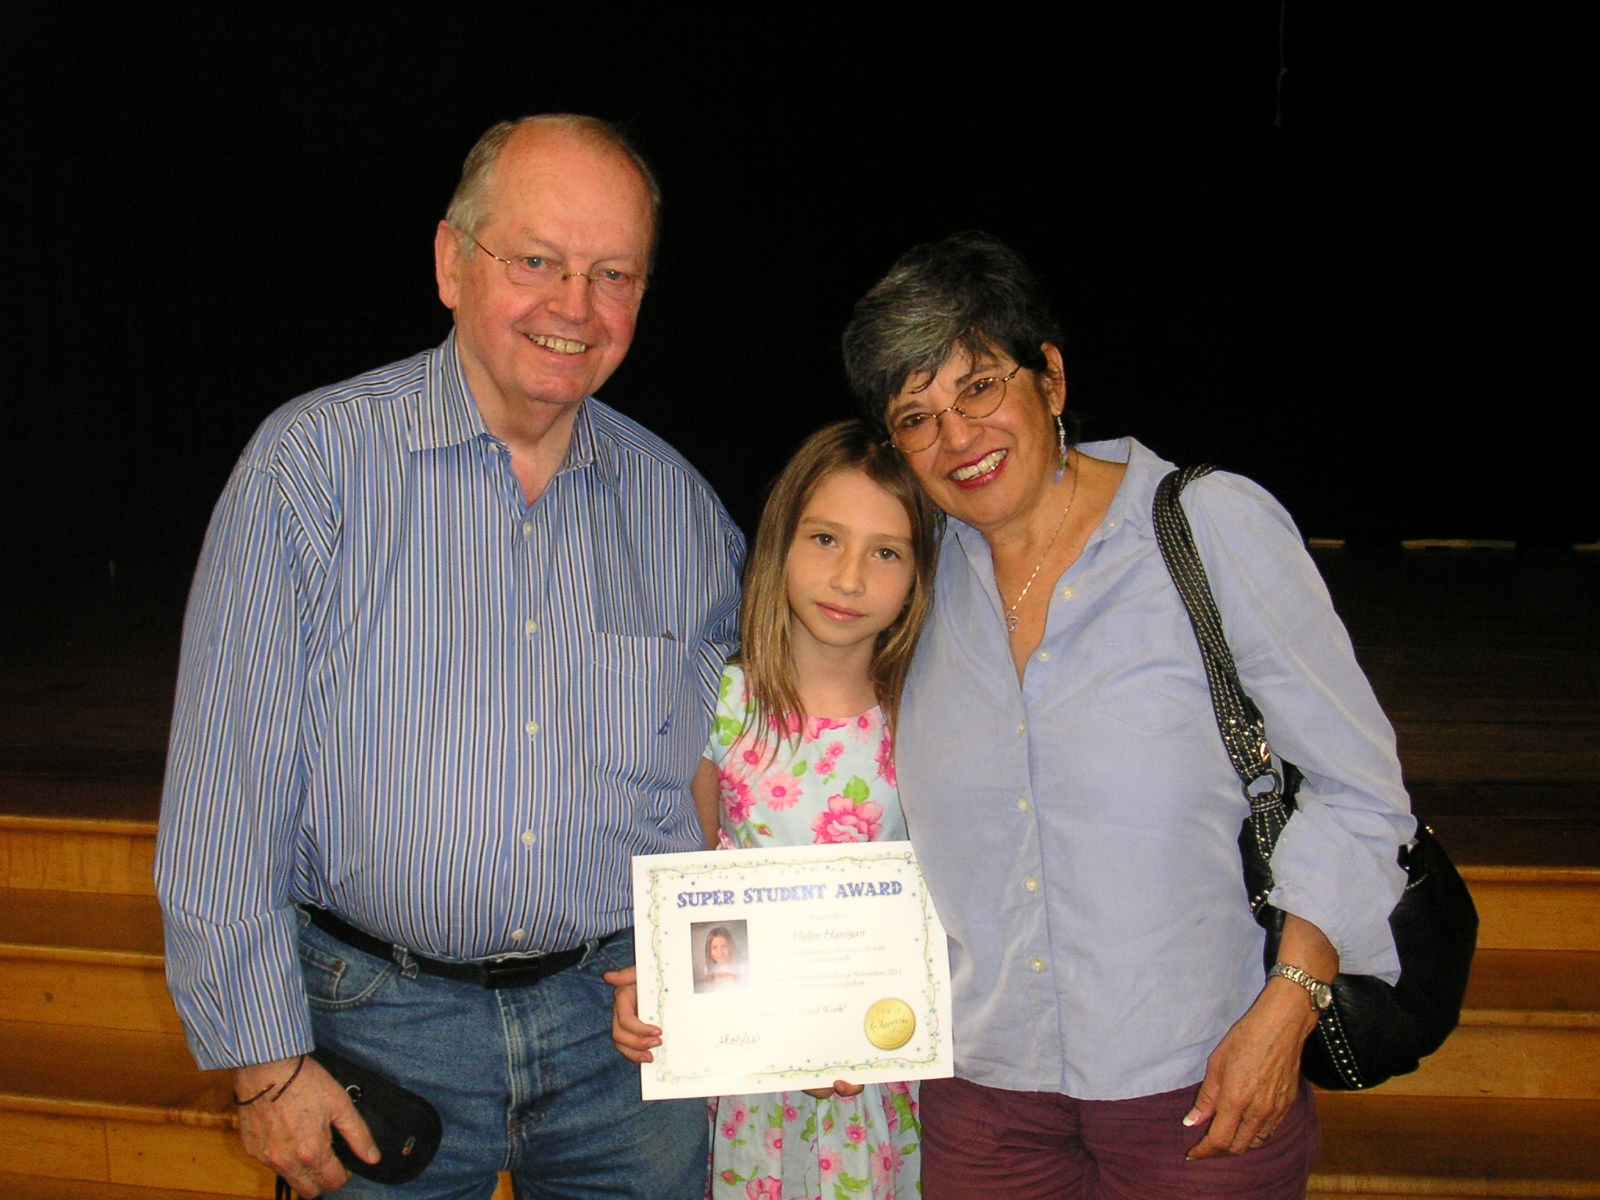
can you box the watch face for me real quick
[1312,983,1333,1010]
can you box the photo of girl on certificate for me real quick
[609,420,941,1200]
[693,922,749,993]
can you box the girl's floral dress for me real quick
[704,664,922,1200]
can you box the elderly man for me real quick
[157,115,741,1197]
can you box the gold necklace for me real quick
[1004,453,1080,634]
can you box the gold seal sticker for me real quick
[864,998,916,1050]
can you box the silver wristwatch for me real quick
[1269,963,1333,1012]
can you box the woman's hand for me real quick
[1184,915,1337,1159]
[803,1081,866,1100]
[603,964,663,1065]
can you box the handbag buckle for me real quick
[1242,767,1283,809]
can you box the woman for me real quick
[840,232,1416,1198]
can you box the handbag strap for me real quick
[1151,465,1290,855]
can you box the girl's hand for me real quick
[603,964,663,1064]
[802,1080,865,1100]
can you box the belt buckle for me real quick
[479,956,542,989]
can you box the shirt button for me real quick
[1061,587,1075,601]
[525,619,539,635]
[1031,957,1046,974]
[522,521,534,536]
[1017,723,1026,737]
[509,928,525,942]
[1024,877,1039,893]
[525,720,540,736]
[1017,797,1030,813]
[1038,650,1051,662]
[521,830,536,848]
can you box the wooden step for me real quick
[1373,949,1600,1100]
[0,1021,268,1196]
[0,1173,517,1200]
[0,889,179,1033]
[0,1019,514,1199]
[0,1171,251,1199]
[1311,1092,1600,1197]
[1464,867,1600,953]
[0,778,158,897]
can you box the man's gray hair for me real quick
[443,114,663,266]
[842,231,1063,427]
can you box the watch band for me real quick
[1269,962,1333,1011]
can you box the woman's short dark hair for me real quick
[842,231,1064,428]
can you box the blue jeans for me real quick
[297,912,707,1198]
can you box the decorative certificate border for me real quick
[634,842,952,1094]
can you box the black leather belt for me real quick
[304,906,618,990]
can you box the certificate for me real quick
[631,841,953,1101]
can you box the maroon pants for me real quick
[921,1076,1319,1199]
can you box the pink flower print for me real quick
[845,1121,867,1144]
[782,1102,799,1122]
[805,715,848,742]
[731,1104,748,1129]
[851,712,876,741]
[875,731,896,785]
[817,741,845,778]
[745,1178,782,1200]
[721,1120,738,1140]
[721,771,754,825]
[721,1169,739,1186]
[761,772,804,812]
[818,1150,839,1178]
[741,746,763,768]
[764,1127,783,1153]
[768,711,803,738]
[822,1113,835,1134]
[811,795,883,844]
[874,1144,899,1182]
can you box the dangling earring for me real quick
[1055,413,1069,482]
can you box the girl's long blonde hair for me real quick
[737,420,942,749]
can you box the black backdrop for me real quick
[4,6,1584,607]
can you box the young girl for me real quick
[610,419,942,1200]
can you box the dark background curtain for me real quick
[2,6,1582,610]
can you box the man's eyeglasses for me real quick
[468,235,646,306]
[888,364,1023,453]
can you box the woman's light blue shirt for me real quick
[897,438,1414,1100]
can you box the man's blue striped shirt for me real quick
[157,335,744,1069]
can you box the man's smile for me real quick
[526,333,588,355]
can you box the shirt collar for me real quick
[406,331,489,451]
[404,331,620,490]
[562,398,623,492]
[1091,436,1172,540]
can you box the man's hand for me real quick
[604,965,663,1064]
[234,1054,380,1197]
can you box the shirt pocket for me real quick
[588,632,690,780]
[1083,597,1212,737]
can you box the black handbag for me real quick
[272,1043,442,1198]
[1152,464,1479,1090]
